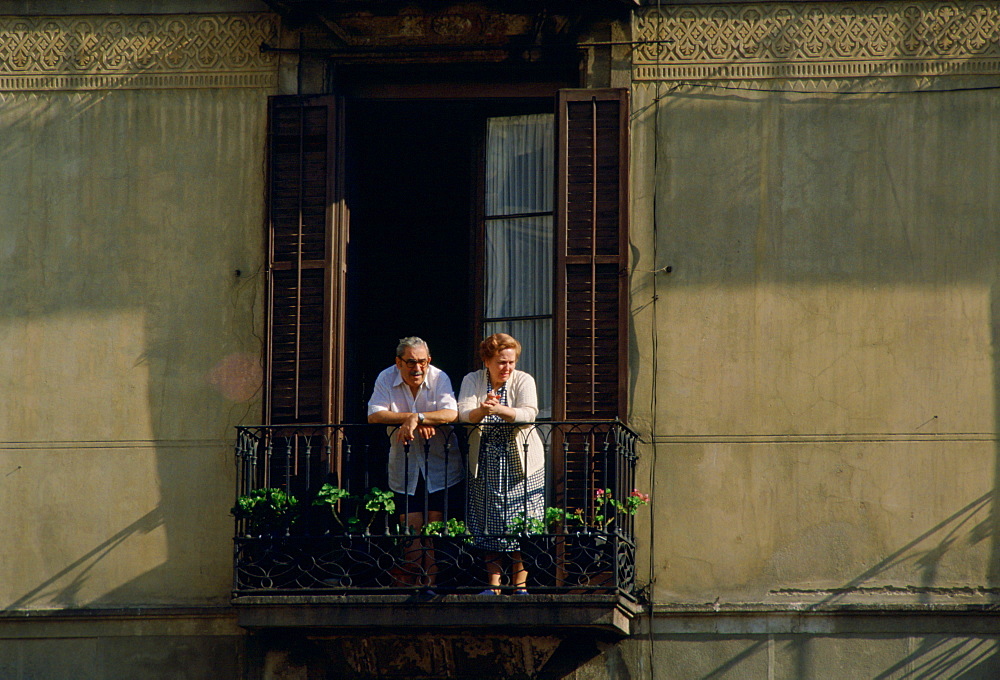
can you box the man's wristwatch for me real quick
[417,413,425,424]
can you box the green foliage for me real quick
[507,506,585,535]
[362,487,395,515]
[593,488,650,530]
[420,518,471,543]
[233,484,399,536]
[313,483,352,505]
[422,518,468,537]
[336,487,396,534]
[311,483,353,528]
[230,488,301,536]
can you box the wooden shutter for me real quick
[553,89,629,421]
[265,96,346,425]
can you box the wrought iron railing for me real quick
[233,421,640,598]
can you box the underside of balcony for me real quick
[237,593,640,680]
[234,590,639,634]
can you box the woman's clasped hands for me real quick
[479,389,514,420]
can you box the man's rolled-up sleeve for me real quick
[367,372,392,416]
[435,372,458,411]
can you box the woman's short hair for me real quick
[480,333,521,362]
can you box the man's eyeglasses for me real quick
[398,358,430,368]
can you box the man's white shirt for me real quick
[367,363,461,495]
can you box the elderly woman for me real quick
[457,333,544,594]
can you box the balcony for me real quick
[231,421,642,639]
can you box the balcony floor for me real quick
[233,591,640,636]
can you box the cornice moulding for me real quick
[634,2,1000,82]
[0,13,278,91]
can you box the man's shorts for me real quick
[394,477,464,518]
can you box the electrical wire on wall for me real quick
[644,3,663,679]
[218,150,271,444]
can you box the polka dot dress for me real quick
[468,372,544,552]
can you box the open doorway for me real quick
[342,97,551,423]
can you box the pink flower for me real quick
[629,489,650,503]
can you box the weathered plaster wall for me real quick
[567,628,1000,680]
[0,613,244,679]
[0,11,276,609]
[629,1,1000,611]
[0,11,275,677]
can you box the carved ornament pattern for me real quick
[0,14,278,91]
[331,11,533,46]
[634,3,1000,81]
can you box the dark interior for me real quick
[343,97,551,423]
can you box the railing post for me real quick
[402,436,410,521]
[422,438,430,532]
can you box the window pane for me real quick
[484,215,552,318]
[483,318,552,419]
[485,114,554,216]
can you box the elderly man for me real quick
[367,337,461,587]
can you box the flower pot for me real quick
[567,534,618,593]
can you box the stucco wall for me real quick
[0,14,274,612]
[567,629,1000,679]
[629,1,1000,609]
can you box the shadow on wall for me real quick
[669,636,1000,680]
[1,88,265,609]
[773,492,997,609]
[874,637,1000,679]
[651,491,1000,679]
[5,508,164,611]
[658,626,1000,679]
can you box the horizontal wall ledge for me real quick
[0,439,231,450]
[0,606,242,638]
[650,432,997,445]
[641,604,1000,636]
[233,593,642,637]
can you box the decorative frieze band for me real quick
[634,3,1000,82]
[0,14,278,91]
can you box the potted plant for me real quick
[309,482,353,533]
[507,506,584,536]
[232,484,401,590]
[417,517,476,589]
[231,488,303,590]
[308,484,399,589]
[231,488,302,538]
[356,486,397,534]
[422,517,470,538]
[570,488,650,591]
[592,487,650,533]
[503,507,585,590]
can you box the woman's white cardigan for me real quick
[456,369,545,479]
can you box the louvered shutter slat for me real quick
[554,89,629,422]
[265,96,343,425]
